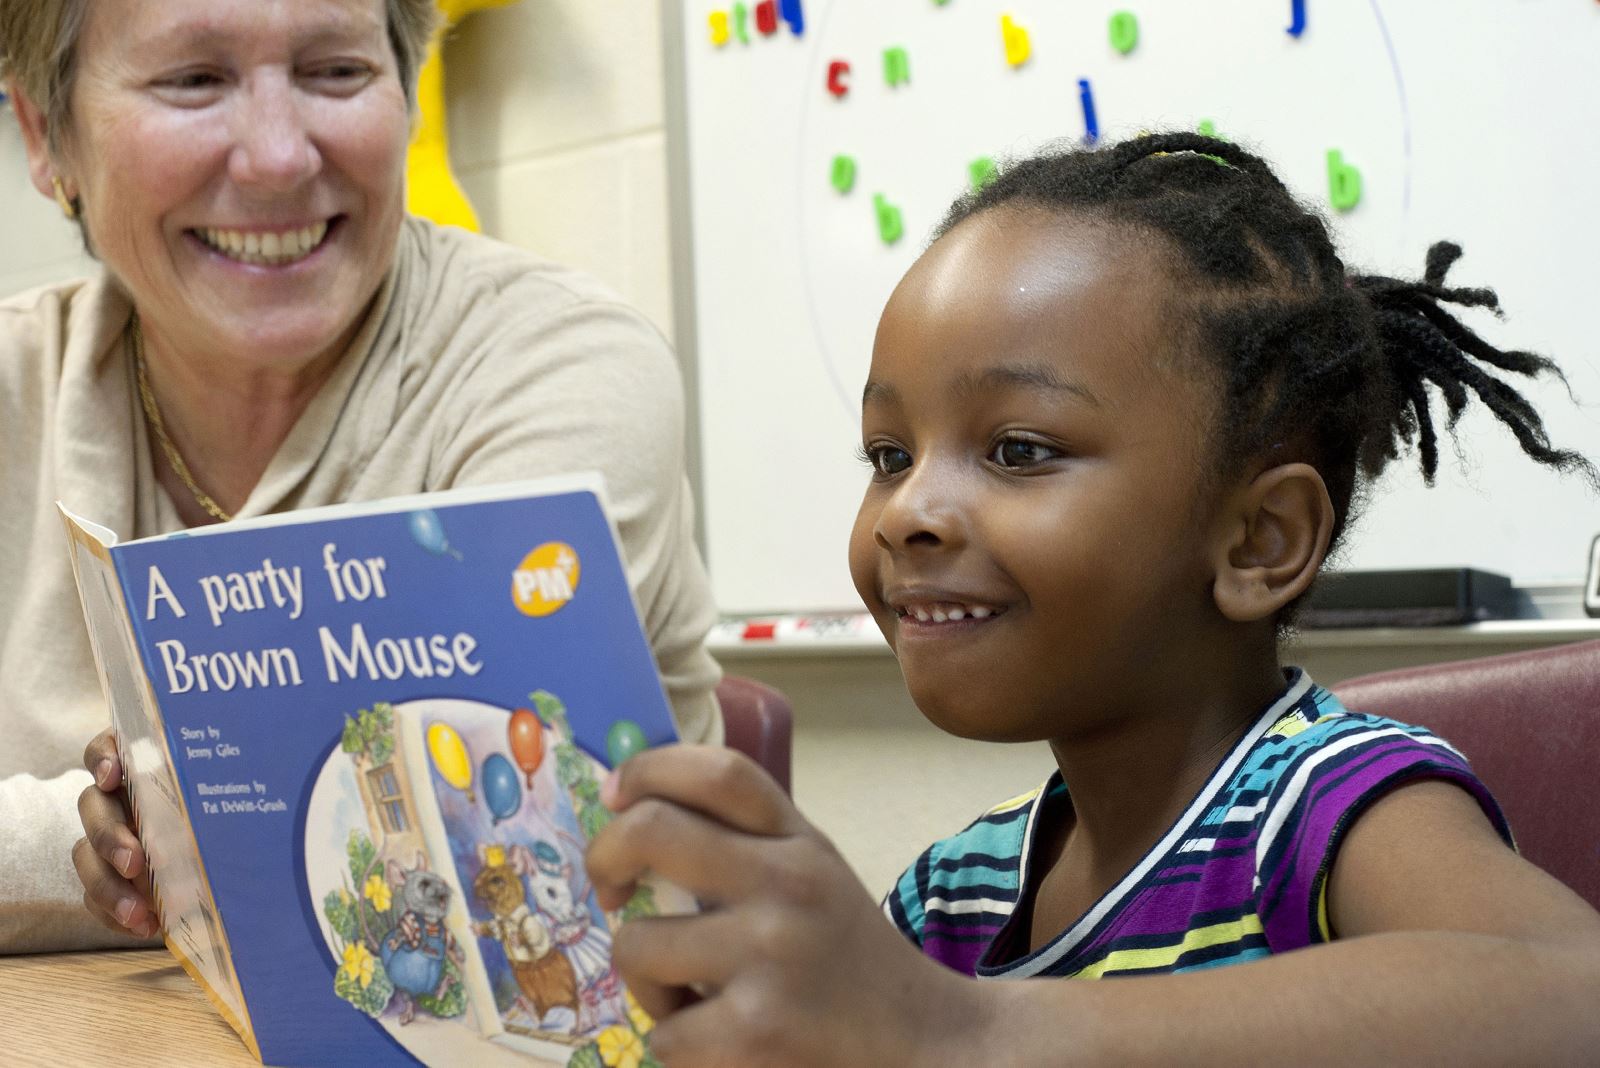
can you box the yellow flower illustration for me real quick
[596,1024,644,1068]
[625,989,654,1034]
[363,873,393,912]
[342,942,377,989]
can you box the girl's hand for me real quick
[586,745,989,1068]
[71,729,158,939]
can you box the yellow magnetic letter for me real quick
[1001,14,1031,68]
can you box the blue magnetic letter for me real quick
[1287,0,1306,38]
[1078,78,1099,144]
[780,0,804,35]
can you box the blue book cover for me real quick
[61,477,687,1067]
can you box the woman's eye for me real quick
[862,444,912,477]
[990,438,1060,468]
[164,71,222,90]
[307,63,375,89]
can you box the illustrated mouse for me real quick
[381,853,460,1025]
[473,842,580,1027]
[522,838,626,1033]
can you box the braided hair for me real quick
[938,132,1595,553]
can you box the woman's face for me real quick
[60,0,409,371]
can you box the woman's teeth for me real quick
[197,221,329,265]
[903,603,998,623]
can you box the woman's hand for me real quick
[586,745,989,1068]
[71,730,157,939]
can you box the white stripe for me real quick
[1223,798,1270,823]
[1177,837,1217,854]
[924,896,1016,916]
[1254,726,1456,874]
[1002,672,1315,978]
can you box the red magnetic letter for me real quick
[827,60,851,98]
[755,0,778,35]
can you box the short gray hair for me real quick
[1,0,437,152]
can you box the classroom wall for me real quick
[445,2,678,337]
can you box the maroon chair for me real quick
[716,675,794,795]
[1332,639,1600,911]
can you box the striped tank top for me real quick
[883,671,1511,978]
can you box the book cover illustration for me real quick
[61,478,685,1067]
[306,689,683,1067]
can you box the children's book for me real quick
[61,476,689,1068]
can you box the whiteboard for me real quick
[670,0,1600,615]
[0,94,96,298]
[670,0,1600,613]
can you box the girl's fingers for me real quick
[81,728,123,793]
[612,910,751,998]
[75,783,154,936]
[642,993,774,1068]
[611,912,725,1021]
[71,834,156,938]
[604,744,803,838]
[588,798,776,911]
[77,779,145,881]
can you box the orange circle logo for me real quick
[512,542,581,617]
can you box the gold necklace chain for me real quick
[130,314,234,523]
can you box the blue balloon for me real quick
[481,753,521,824]
[408,509,450,555]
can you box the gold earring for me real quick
[52,176,77,220]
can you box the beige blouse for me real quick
[0,217,721,952]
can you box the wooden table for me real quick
[0,948,256,1066]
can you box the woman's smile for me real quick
[190,219,334,267]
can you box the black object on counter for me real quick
[1299,568,1515,628]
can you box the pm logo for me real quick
[512,542,580,617]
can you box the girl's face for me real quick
[58,0,409,372]
[849,208,1226,743]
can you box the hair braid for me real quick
[1353,245,1595,485]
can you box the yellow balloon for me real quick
[426,722,474,801]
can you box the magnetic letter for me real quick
[1001,15,1031,67]
[874,194,904,245]
[780,0,805,35]
[733,2,750,43]
[968,156,997,193]
[1287,0,1307,38]
[709,11,730,47]
[1326,149,1362,211]
[827,60,851,98]
[832,155,857,194]
[1109,12,1139,55]
[755,0,778,36]
[883,47,910,87]
[1078,78,1100,144]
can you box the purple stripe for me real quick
[1261,748,1478,951]
[920,936,987,976]
[1258,738,1436,908]
[920,920,1007,938]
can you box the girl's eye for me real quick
[990,437,1061,469]
[860,443,912,477]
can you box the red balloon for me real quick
[507,708,545,788]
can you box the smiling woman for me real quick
[0,0,723,954]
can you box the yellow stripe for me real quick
[1069,914,1265,979]
[985,787,1041,816]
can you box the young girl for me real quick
[587,133,1600,1065]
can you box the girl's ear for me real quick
[7,81,65,202]
[1211,462,1334,623]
